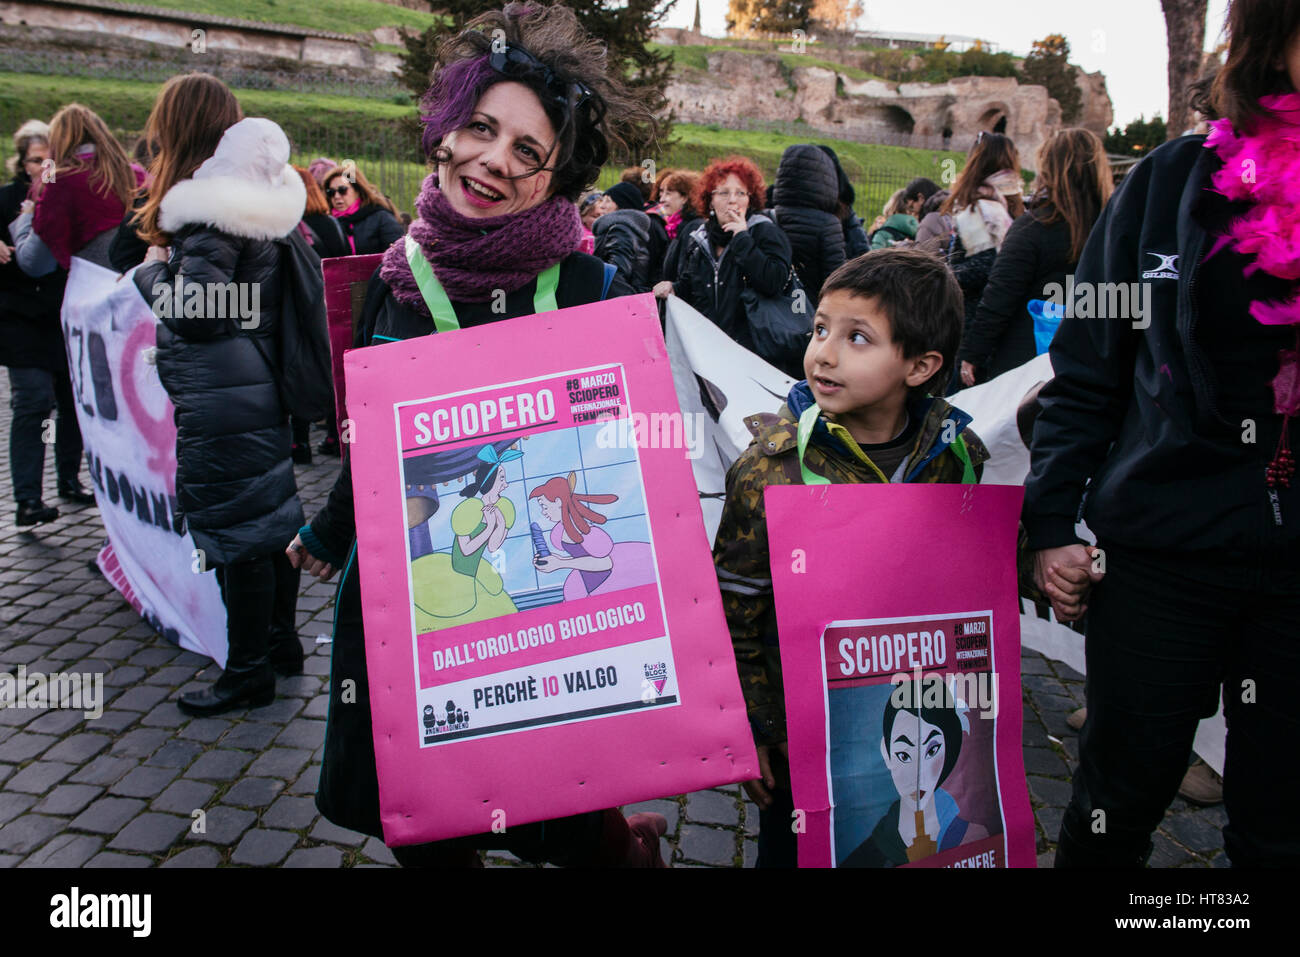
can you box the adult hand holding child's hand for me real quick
[1033,544,1103,622]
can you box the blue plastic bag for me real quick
[1027,298,1065,355]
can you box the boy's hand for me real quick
[743,741,789,810]
[1032,545,1103,623]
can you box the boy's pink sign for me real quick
[765,483,1035,868]
[345,293,757,845]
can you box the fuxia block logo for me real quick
[643,661,668,695]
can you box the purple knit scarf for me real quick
[380,172,582,312]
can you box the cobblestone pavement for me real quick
[0,376,1226,867]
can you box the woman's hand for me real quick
[719,207,747,235]
[534,555,565,573]
[287,534,335,581]
[960,361,977,387]
[144,245,170,264]
[18,199,34,216]
[652,280,674,299]
[0,244,12,266]
[1032,544,1103,622]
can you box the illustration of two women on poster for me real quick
[406,441,655,633]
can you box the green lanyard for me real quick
[795,404,976,485]
[405,234,560,331]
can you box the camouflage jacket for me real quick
[712,383,989,746]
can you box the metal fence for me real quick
[2,48,406,101]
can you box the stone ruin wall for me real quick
[665,50,1114,171]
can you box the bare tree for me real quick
[1161,0,1209,138]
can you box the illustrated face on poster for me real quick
[395,363,679,746]
[825,612,1005,868]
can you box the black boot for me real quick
[178,664,275,717]
[57,481,96,505]
[16,499,58,525]
[269,637,305,677]
[181,556,278,716]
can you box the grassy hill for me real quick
[2,67,963,217]
[125,0,440,36]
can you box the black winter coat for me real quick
[593,208,653,293]
[302,252,630,839]
[302,212,350,259]
[134,224,304,565]
[770,145,846,303]
[661,212,701,284]
[109,195,149,273]
[0,176,67,372]
[1025,135,1299,554]
[843,211,870,260]
[960,210,1073,380]
[672,215,794,354]
[335,203,404,255]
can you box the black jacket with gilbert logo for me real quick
[1023,134,1299,554]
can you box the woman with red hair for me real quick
[653,155,793,358]
[528,473,655,600]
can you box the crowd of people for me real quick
[2,0,1296,868]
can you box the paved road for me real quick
[0,376,1226,867]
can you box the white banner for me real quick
[663,296,795,543]
[62,257,228,666]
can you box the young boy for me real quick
[713,247,988,868]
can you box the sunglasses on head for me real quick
[487,44,604,128]
[325,184,352,198]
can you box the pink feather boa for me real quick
[1205,92,1300,324]
[1205,93,1300,420]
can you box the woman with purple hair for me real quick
[284,3,667,868]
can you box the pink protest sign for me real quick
[322,253,382,425]
[766,484,1035,868]
[345,293,758,845]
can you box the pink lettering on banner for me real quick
[119,320,177,494]
[416,582,662,687]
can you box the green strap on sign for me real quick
[795,403,976,486]
[405,234,561,332]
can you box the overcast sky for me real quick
[661,0,1232,128]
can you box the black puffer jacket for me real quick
[0,175,66,372]
[960,209,1073,380]
[672,214,794,353]
[335,203,404,255]
[593,208,653,293]
[770,145,846,303]
[133,121,307,565]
